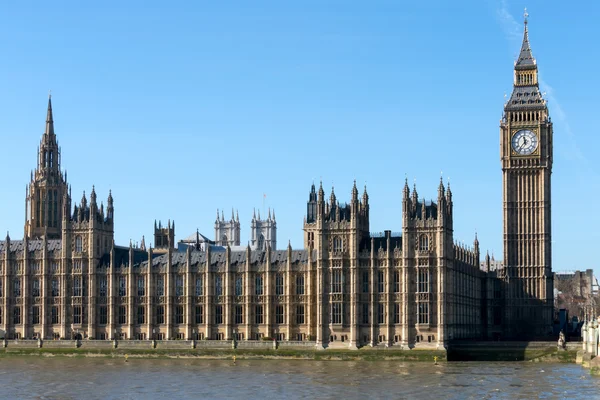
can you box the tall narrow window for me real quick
[255,305,264,324]
[195,275,204,296]
[176,275,184,297]
[255,275,263,295]
[276,305,284,324]
[331,303,342,324]
[418,303,429,324]
[275,274,284,295]
[13,307,21,324]
[362,303,369,324]
[394,304,400,324]
[138,306,145,324]
[98,306,107,325]
[258,234,265,250]
[73,276,82,296]
[175,305,184,324]
[215,305,223,324]
[331,270,342,293]
[333,236,343,252]
[296,274,305,295]
[32,306,40,324]
[419,235,429,252]
[378,271,384,293]
[119,276,127,296]
[394,271,400,293]
[32,278,40,297]
[118,305,126,324]
[73,306,82,324]
[215,275,223,296]
[75,236,83,252]
[0,278,3,297]
[417,269,430,293]
[362,271,369,293]
[13,278,21,297]
[235,305,243,324]
[195,305,204,324]
[137,276,145,296]
[156,306,165,324]
[98,276,107,297]
[157,276,165,296]
[378,303,385,324]
[235,275,243,296]
[296,305,305,324]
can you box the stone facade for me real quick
[498,15,554,338]
[0,19,555,346]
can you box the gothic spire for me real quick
[351,180,358,202]
[318,181,324,202]
[403,176,410,199]
[45,94,55,136]
[515,9,535,69]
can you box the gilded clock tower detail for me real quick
[500,12,553,338]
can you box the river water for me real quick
[0,357,597,399]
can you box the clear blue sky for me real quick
[0,1,598,278]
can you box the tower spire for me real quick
[516,8,535,69]
[45,93,55,136]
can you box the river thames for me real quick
[0,357,597,399]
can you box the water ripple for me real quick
[0,358,597,399]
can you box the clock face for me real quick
[511,129,538,155]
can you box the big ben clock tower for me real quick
[500,11,553,338]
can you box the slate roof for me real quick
[141,249,314,268]
[0,239,62,253]
[515,24,535,70]
[505,85,544,111]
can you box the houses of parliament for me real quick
[0,17,554,348]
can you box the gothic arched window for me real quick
[258,234,265,250]
[419,235,429,252]
[75,236,83,253]
[333,236,343,252]
[221,235,228,246]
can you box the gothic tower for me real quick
[250,208,276,250]
[25,95,69,239]
[500,13,553,338]
[214,209,240,247]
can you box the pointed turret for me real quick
[45,94,55,137]
[107,190,114,220]
[515,10,535,69]
[318,181,324,202]
[362,185,369,206]
[411,182,418,205]
[140,235,146,251]
[309,182,317,202]
[81,191,87,210]
[90,186,97,206]
[403,177,410,200]
[438,176,445,198]
[330,186,336,205]
[351,180,358,202]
